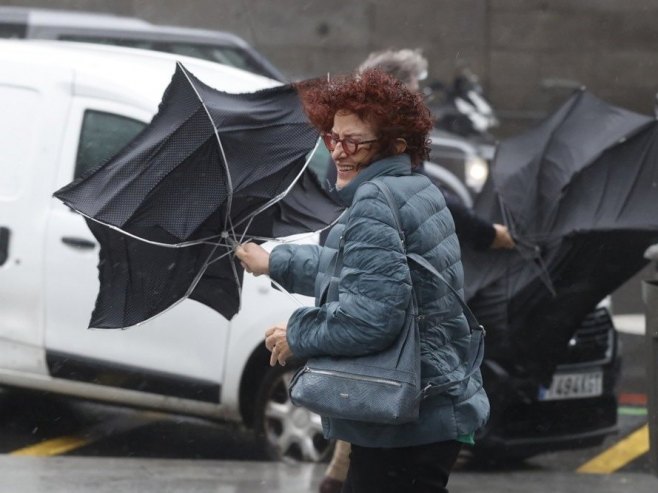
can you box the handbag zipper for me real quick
[302,367,402,387]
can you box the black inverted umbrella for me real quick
[55,64,343,328]
[462,89,658,382]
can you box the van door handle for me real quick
[61,237,96,250]
[0,227,9,266]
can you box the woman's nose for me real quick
[331,141,346,160]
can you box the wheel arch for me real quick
[238,342,271,427]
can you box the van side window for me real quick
[75,110,145,179]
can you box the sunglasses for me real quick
[322,132,378,156]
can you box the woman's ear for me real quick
[394,138,408,154]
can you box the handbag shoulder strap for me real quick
[371,179,484,336]
[372,179,486,398]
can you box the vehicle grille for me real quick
[557,308,615,366]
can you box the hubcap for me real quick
[263,370,331,462]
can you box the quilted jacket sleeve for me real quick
[285,183,412,359]
[269,244,321,297]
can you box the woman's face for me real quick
[329,110,380,189]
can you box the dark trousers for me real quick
[341,440,462,493]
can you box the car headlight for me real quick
[465,155,488,192]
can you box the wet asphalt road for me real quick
[0,455,657,493]
[0,332,656,491]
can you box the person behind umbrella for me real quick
[236,70,489,493]
[358,48,515,250]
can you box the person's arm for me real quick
[268,244,321,297]
[235,242,321,297]
[445,196,496,250]
[285,184,412,359]
[444,194,514,250]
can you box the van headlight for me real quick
[465,156,489,192]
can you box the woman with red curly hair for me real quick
[236,70,489,493]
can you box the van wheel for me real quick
[254,364,333,463]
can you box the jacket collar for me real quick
[336,154,412,206]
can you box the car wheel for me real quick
[254,364,333,462]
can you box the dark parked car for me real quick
[474,305,619,462]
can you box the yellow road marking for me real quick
[10,436,91,457]
[8,411,166,457]
[577,424,649,474]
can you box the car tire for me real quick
[254,364,333,463]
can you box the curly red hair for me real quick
[296,69,433,167]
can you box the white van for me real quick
[0,40,326,461]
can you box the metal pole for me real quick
[643,243,658,476]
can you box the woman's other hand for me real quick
[234,242,270,276]
[265,323,293,367]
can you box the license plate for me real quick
[538,371,603,401]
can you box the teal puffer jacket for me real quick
[269,154,490,448]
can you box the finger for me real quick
[274,335,286,348]
[270,349,278,367]
[278,351,288,366]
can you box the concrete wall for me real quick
[5,0,658,135]
[487,0,658,134]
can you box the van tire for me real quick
[253,364,332,463]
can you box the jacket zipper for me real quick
[303,367,402,387]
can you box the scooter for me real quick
[424,67,498,141]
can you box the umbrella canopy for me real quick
[494,89,653,238]
[55,64,343,328]
[462,89,658,382]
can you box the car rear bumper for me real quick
[476,423,618,459]
[475,390,619,459]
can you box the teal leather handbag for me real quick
[288,180,485,424]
